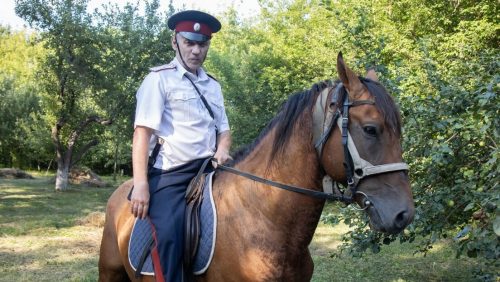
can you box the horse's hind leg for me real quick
[98,220,130,281]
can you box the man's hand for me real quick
[213,130,232,168]
[213,148,232,168]
[130,181,150,219]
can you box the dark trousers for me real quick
[147,158,212,282]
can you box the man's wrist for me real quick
[133,179,148,187]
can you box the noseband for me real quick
[313,82,409,207]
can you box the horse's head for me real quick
[318,53,414,234]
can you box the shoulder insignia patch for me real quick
[206,73,218,82]
[150,63,176,72]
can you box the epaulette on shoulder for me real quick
[150,63,176,72]
[207,73,218,82]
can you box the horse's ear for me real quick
[336,52,364,99]
[366,68,379,82]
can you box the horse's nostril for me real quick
[394,210,410,229]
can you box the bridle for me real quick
[216,81,409,208]
[313,82,409,208]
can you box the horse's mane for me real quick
[229,80,330,165]
[229,77,402,166]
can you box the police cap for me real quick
[168,10,221,42]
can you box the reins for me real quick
[215,161,351,202]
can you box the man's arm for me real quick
[213,130,232,167]
[131,125,154,219]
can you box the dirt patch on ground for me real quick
[69,167,107,187]
[76,211,106,227]
[47,167,108,187]
[0,168,34,179]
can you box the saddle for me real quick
[184,160,211,270]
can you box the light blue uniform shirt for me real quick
[134,58,230,170]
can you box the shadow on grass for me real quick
[0,177,115,236]
[0,246,99,281]
[0,176,118,280]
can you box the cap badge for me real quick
[193,23,201,32]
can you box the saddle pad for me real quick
[127,171,217,276]
[193,171,217,274]
[128,218,155,275]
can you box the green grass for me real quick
[310,221,494,281]
[0,174,115,281]
[0,175,496,281]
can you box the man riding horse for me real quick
[99,13,414,280]
[129,10,232,281]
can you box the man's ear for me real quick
[171,35,178,50]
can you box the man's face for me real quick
[172,34,210,74]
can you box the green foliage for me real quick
[208,1,344,147]
[15,0,115,186]
[83,0,175,173]
[310,0,498,277]
[0,27,50,168]
[9,0,175,177]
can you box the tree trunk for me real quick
[55,160,70,191]
[51,116,111,191]
[112,134,119,182]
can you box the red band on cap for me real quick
[175,21,212,37]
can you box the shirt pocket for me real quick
[169,91,202,122]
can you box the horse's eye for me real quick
[363,126,377,136]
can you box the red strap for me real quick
[149,220,166,282]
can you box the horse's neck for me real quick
[222,127,324,246]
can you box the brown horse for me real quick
[99,53,414,281]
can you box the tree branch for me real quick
[67,115,112,149]
[70,139,99,166]
[66,115,112,166]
